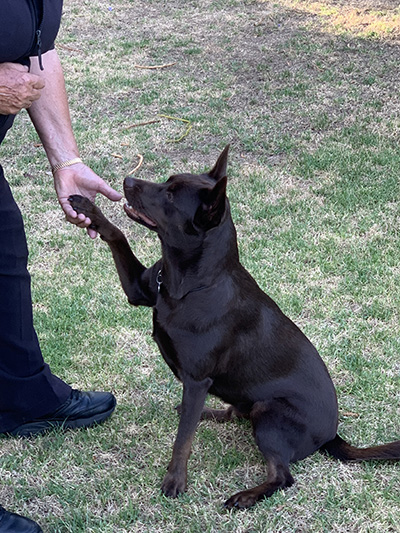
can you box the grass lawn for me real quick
[1,0,400,531]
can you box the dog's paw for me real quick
[68,194,111,235]
[224,489,258,510]
[68,195,98,220]
[161,472,187,498]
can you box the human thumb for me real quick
[99,182,123,202]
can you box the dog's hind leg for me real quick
[224,400,296,509]
[176,403,248,422]
[224,455,294,509]
[200,405,248,422]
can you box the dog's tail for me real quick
[321,434,400,462]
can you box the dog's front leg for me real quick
[162,376,213,498]
[68,195,156,306]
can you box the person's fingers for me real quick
[97,181,123,202]
[61,200,89,227]
[6,63,29,72]
[31,76,45,90]
[60,199,78,219]
[69,215,91,228]
[87,227,98,239]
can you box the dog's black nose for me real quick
[124,177,136,189]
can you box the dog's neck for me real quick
[159,216,239,300]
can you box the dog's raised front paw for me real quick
[68,194,112,237]
[68,195,98,220]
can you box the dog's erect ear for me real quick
[208,145,230,181]
[194,175,227,230]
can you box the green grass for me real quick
[1,0,400,531]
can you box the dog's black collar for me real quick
[156,269,163,293]
[156,269,207,297]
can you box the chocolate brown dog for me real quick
[69,146,400,509]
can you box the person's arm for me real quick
[27,50,122,238]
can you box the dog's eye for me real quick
[166,191,174,202]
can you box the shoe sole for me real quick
[9,397,116,438]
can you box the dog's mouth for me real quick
[124,202,157,229]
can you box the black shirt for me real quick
[0,0,63,144]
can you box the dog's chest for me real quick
[152,309,181,379]
[151,291,226,381]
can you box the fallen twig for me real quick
[127,154,144,175]
[57,43,84,53]
[134,62,176,70]
[121,119,160,131]
[111,153,124,159]
[158,114,192,143]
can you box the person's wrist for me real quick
[51,157,82,176]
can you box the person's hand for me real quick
[53,162,122,238]
[0,63,45,115]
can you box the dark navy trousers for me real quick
[0,165,70,433]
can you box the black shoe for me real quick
[0,505,42,533]
[8,389,116,437]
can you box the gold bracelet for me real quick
[51,157,83,175]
